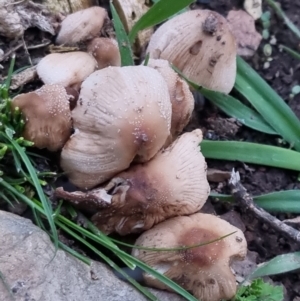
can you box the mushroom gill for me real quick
[56,129,210,234]
[60,65,172,190]
[132,213,247,301]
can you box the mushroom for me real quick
[60,65,172,189]
[87,37,121,69]
[56,129,210,235]
[36,52,97,90]
[11,84,72,151]
[56,6,108,45]
[132,213,247,301]
[146,9,237,94]
[145,58,194,139]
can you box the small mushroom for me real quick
[146,9,237,94]
[36,52,97,90]
[87,37,121,69]
[146,58,194,138]
[11,84,72,151]
[56,129,210,235]
[132,213,247,301]
[60,65,172,189]
[56,6,108,45]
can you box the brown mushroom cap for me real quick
[56,6,108,45]
[58,129,209,234]
[146,58,194,139]
[132,213,247,301]
[87,37,121,69]
[11,84,72,151]
[36,52,97,90]
[146,9,237,94]
[60,65,172,189]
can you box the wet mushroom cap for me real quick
[87,37,121,69]
[56,6,108,45]
[11,84,72,151]
[36,52,97,90]
[146,9,237,94]
[132,213,247,301]
[146,58,194,138]
[90,129,210,235]
[60,65,172,189]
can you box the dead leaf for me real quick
[207,168,231,183]
[227,9,262,57]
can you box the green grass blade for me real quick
[280,45,300,61]
[235,56,300,151]
[110,2,134,66]
[247,252,300,280]
[198,88,277,135]
[210,190,300,213]
[2,134,59,251]
[128,0,195,43]
[57,220,158,301]
[58,216,198,301]
[58,241,91,265]
[201,140,300,171]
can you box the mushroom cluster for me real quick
[11,5,247,301]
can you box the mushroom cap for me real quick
[132,213,247,301]
[91,129,210,235]
[146,9,237,94]
[36,52,97,89]
[60,65,172,189]
[87,37,121,69]
[146,58,194,138]
[11,84,72,151]
[56,6,108,45]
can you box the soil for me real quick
[1,0,300,300]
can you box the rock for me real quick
[0,211,184,301]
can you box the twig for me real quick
[0,43,23,62]
[229,169,300,243]
[21,36,32,66]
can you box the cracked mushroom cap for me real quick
[146,9,237,94]
[36,52,97,90]
[88,129,209,235]
[87,37,121,69]
[146,59,194,139]
[132,213,247,301]
[60,65,172,189]
[11,84,72,151]
[56,6,108,45]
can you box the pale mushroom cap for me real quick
[56,6,108,45]
[147,9,237,94]
[146,58,194,138]
[91,129,210,235]
[12,84,72,151]
[132,213,247,301]
[87,37,121,69]
[60,65,172,189]
[36,52,97,89]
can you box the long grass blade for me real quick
[201,140,300,171]
[210,190,300,213]
[59,215,199,301]
[280,45,300,61]
[1,134,58,251]
[128,0,195,43]
[247,252,300,280]
[235,56,300,151]
[110,2,134,66]
[57,220,158,301]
